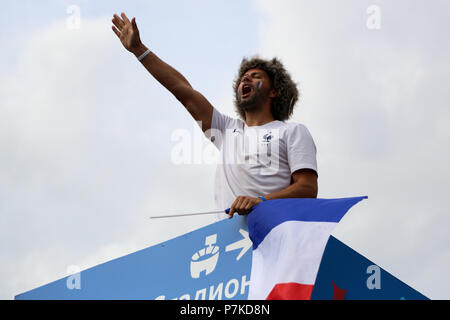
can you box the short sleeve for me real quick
[211,107,235,132]
[206,107,236,150]
[286,123,318,176]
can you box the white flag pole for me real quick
[149,209,230,219]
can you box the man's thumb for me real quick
[132,17,138,30]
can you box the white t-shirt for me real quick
[206,107,318,220]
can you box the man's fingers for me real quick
[235,197,245,210]
[229,199,241,218]
[228,196,261,218]
[121,12,131,24]
[228,206,235,219]
[112,18,122,31]
[112,14,124,30]
[239,198,251,214]
[228,198,240,219]
[230,196,259,218]
[235,197,249,215]
[245,199,254,210]
[132,17,138,30]
[112,26,121,38]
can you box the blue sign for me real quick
[16,216,252,300]
[311,236,429,300]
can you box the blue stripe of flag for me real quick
[248,197,368,250]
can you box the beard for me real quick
[236,89,266,113]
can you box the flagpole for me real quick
[149,208,230,219]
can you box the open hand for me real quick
[112,13,142,53]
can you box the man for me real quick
[112,13,318,220]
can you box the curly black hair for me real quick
[233,56,299,121]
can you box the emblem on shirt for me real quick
[262,131,274,144]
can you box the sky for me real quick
[1,0,449,300]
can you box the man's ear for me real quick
[269,88,278,98]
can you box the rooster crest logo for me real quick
[262,132,273,143]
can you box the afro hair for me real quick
[233,56,299,121]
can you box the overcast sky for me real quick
[1,0,449,300]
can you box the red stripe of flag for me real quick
[266,282,314,300]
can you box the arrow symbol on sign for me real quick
[225,229,252,261]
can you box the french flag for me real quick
[247,196,367,300]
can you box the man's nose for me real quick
[242,75,252,83]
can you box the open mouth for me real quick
[242,84,252,97]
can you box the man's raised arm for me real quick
[111,13,213,132]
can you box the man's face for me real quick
[237,68,274,112]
